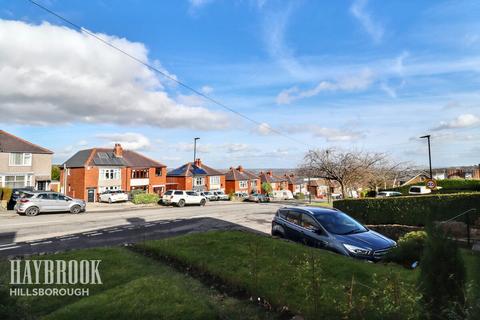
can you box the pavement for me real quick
[0,201,287,257]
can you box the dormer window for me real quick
[9,153,32,166]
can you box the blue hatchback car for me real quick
[271,206,396,261]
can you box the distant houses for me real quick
[166,159,225,192]
[224,166,260,194]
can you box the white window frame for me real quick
[209,176,220,185]
[99,168,121,180]
[9,153,32,166]
[4,175,28,188]
[194,176,205,187]
[239,180,248,188]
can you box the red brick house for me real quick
[60,144,166,202]
[284,174,307,195]
[259,171,288,193]
[166,159,225,192]
[225,165,260,195]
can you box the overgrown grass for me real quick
[136,231,422,319]
[0,247,279,319]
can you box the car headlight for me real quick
[343,244,371,255]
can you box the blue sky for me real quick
[0,0,479,169]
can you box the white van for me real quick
[271,190,294,200]
[408,186,431,195]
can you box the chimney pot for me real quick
[194,158,202,167]
[237,165,244,172]
[113,143,123,158]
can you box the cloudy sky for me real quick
[1,0,479,168]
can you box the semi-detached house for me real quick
[224,166,260,195]
[0,130,53,190]
[166,159,225,192]
[61,144,166,202]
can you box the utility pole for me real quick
[193,137,200,163]
[420,135,433,178]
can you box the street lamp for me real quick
[420,135,433,178]
[193,137,200,163]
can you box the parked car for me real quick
[200,191,217,201]
[99,190,129,203]
[408,186,431,195]
[15,191,86,216]
[234,192,248,199]
[271,207,396,261]
[271,190,294,200]
[376,191,402,197]
[162,190,206,207]
[212,190,229,201]
[248,193,270,203]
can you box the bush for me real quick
[1,188,12,201]
[385,179,480,195]
[132,193,160,204]
[333,193,480,226]
[384,231,427,267]
[294,192,305,200]
[418,227,466,319]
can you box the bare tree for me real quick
[300,149,387,198]
[365,159,414,191]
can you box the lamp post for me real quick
[420,135,433,178]
[193,137,200,163]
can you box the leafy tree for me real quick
[51,165,61,181]
[418,227,466,319]
[261,182,272,195]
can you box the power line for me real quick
[27,0,311,148]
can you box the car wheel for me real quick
[177,199,185,207]
[70,205,82,214]
[200,199,206,206]
[25,207,39,217]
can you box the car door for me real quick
[300,213,329,248]
[284,210,303,242]
[185,191,197,204]
[37,193,57,211]
[57,194,71,211]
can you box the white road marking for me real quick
[0,245,21,251]
[108,229,122,233]
[31,241,52,246]
[60,237,79,241]
[87,233,103,237]
[144,223,155,227]
[0,243,16,247]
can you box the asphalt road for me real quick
[0,202,286,257]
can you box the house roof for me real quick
[167,162,223,177]
[242,169,260,180]
[284,175,304,185]
[259,172,287,183]
[0,130,53,154]
[225,167,251,181]
[63,148,165,168]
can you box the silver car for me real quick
[15,191,86,216]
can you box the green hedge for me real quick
[132,193,160,204]
[385,179,480,195]
[333,193,480,226]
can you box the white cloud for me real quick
[200,85,214,94]
[380,82,397,98]
[276,69,374,104]
[283,124,362,142]
[432,114,480,130]
[96,132,151,151]
[0,19,228,130]
[254,122,275,135]
[223,143,250,153]
[350,0,384,43]
[189,0,214,8]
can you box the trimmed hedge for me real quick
[333,193,480,226]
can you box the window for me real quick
[277,209,288,219]
[164,191,173,195]
[155,168,162,177]
[239,180,248,188]
[286,210,301,226]
[251,180,257,186]
[9,153,32,166]
[301,214,320,231]
[131,169,149,179]
[100,168,121,180]
[194,177,205,186]
[209,176,220,185]
[4,175,26,188]
[186,191,196,196]
[174,191,184,195]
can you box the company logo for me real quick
[9,259,102,297]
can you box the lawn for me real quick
[0,247,279,320]
[136,231,423,319]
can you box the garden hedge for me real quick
[333,193,480,226]
[132,193,160,204]
[384,179,480,195]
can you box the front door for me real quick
[36,181,47,191]
[87,189,96,202]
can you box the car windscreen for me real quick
[164,191,173,195]
[313,211,367,235]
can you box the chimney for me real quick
[229,166,233,171]
[194,158,202,167]
[237,165,244,172]
[266,171,273,176]
[113,143,123,158]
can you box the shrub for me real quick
[418,227,466,319]
[384,231,427,267]
[333,193,480,226]
[294,192,305,200]
[132,193,160,204]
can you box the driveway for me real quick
[0,202,286,255]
